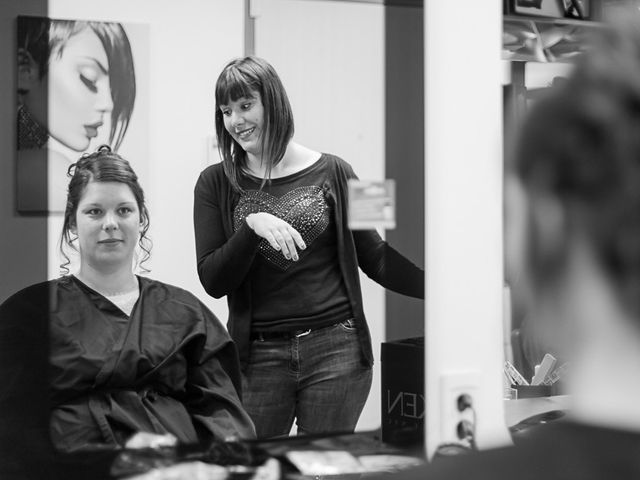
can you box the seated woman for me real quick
[2,145,255,454]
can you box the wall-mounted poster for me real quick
[16,15,149,213]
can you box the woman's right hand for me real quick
[246,212,306,261]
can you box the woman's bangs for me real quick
[216,67,257,106]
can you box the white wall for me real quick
[45,0,243,322]
[251,0,386,432]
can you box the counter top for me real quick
[505,395,570,427]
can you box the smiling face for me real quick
[73,181,141,273]
[43,28,114,151]
[219,91,265,158]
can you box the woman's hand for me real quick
[246,212,306,261]
[125,431,178,449]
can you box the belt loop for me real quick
[295,329,312,338]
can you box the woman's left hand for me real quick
[125,431,178,449]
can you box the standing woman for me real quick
[194,56,424,438]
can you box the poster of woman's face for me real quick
[16,15,149,213]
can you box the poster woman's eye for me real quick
[80,74,98,93]
[79,66,99,93]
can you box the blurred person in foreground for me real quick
[381,14,640,480]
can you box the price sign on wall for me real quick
[348,179,396,230]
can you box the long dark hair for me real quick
[214,56,294,191]
[59,145,151,275]
[18,16,136,150]
[515,16,640,317]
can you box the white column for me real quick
[424,0,511,458]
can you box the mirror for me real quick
[2,0,425,449]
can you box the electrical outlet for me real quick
[439,371,481,446]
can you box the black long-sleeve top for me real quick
[194,154,424,369]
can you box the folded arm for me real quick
[193,173,260,298]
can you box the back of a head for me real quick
[515,14,640,320]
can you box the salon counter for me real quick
[505,395,570,427]
[41,396,569,479]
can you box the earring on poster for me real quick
[17,48,49,150]
[17,48,39,96]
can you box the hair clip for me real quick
[67,163,77,177]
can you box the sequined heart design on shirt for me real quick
[233,186,330,270]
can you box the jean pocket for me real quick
[338,318,358,332]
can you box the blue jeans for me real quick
[242,319,373,438]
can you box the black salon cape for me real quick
[0,276,255,479]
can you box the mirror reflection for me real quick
[1,1,425,474]
[504,61,574,399]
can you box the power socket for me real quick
[439,371,481,446]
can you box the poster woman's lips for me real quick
[85,121,104,138]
